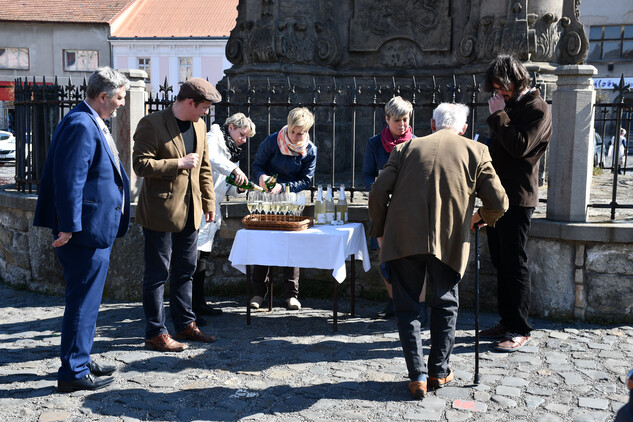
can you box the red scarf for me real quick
[381,126,413,153]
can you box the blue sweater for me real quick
[252,132,317,192]
[362,133,391,190]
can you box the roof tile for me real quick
[111,0,239,38]
[0,0,135,23]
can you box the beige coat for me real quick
[133,106,215,232]
[369,129,508,277]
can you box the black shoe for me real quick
[58,374,114,392]
[374,300,394,319]
[193,302,223,316]
[88,361,116,377]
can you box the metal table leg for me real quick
[246,265,251,325]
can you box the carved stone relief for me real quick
[455,0,587,65]
[225,0,587,70]
[349,0,451,53]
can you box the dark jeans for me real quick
[389,254,459,381]
[486,205,534,336]
[142,212,198,339]
[252,265,300,300]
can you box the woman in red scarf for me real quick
[362,96,427,321]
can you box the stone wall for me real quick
[1,188,632,323]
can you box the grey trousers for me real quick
[389,254,460,381]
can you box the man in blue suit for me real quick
[33,67,131,392]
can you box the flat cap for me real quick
[178,78,222,103]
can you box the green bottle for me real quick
[265,174,278,191]
[226,172,264,191]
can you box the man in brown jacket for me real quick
[369,103,508,399]
[133,78,219,352]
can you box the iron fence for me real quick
[13,71,631,219]
[593,76,633,219]
[147,73,551,203]
[13,76,87,193]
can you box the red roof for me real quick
[111,0,239,38]
[0,0,135,24]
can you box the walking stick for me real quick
[474,225,481,384]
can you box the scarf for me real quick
[277,125,308,157]
[223,126,242,163]
[381,126,413,154]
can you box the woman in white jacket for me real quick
[193,113,256,323]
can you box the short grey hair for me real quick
[86,67,130,99]
[384,96,413,119]
[224,112,256,138]
[432,103,470,132]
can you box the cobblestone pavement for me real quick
[1,283,631,422]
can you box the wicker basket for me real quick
[242,214,314,231]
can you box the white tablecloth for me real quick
[228,222,370,283]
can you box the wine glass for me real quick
[297,194,306,216]
[246,192,256,215]
[261,193,272,219]
[287,192,297,218]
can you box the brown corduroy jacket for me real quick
[133,106,215,232]
[369,129,508,277]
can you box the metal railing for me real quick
[146,74,551,202]
[13,76,87,193]
[592,75,633,219]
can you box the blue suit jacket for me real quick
[33,101,130,249]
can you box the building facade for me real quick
[579,0,633,100]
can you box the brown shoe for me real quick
[145,333,187,352]
[495,333,531,352]
[408,380,427,399]
[479,323,508,339]
[174,321,216,343]
[429,369,454,389]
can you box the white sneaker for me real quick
[286,297,301,310]
[250,296,264,309]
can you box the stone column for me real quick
[546,65,597,222]
[111,69,147,203]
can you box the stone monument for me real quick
[215,0,588,179]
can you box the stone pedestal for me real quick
[546,65,597,222]
[111,69,147,203]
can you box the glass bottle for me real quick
[336,184,348,223]
[225,172,264,191]
[314,185,326,225]
[324,184,335,224]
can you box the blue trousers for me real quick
[56,242,112,381]
[389,254,459,381]
[142,214,198,339]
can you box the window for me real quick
[138,57,151,82]
[588,25,633,61]
[179,57,192,82]
[64,49,99,71]
[0,48,29,69]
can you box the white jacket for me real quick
[198,124,243,252]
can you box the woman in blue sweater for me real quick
[250,107,317,310]
[363,96,426,321]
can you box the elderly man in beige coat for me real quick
[133,78,218,352]
[369,103,508,399]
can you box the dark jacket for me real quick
[362,133,391,190]
[252,132,317,192]
[33,101,130,248]
[487,88,552,208]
